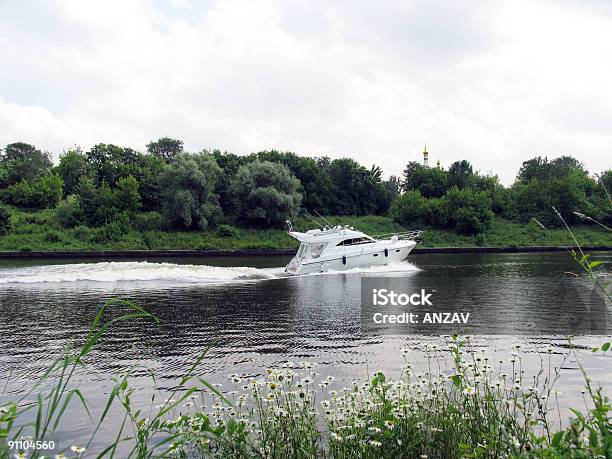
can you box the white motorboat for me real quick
[284,221,422,275]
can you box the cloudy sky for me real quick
[0,0,610,183]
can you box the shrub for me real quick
[76,177,137,226]
[217,223,240,238]
[229,160,302,227]
[389,190,429,226]
[55,195,84,228]
[92,213,131,243]
[2,174,63,209]
[0,204,11,235]
[133,212,161,231]
[445,186,494,235]
[70,225,93,241]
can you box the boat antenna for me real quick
[313,209,334,228]
[302,211,324,228]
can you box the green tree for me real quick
[146,137,184,163]
[510,156,596,226]
[229,160,301,227]
[384,175,401,200]
[447,160,474,189]
[0,142,52,185]
[56,148,92,196]
[158,153,223,230]
[86,143,142,186]
[76,178,120,225]
[116,175,141,213]
[401,163,449,198]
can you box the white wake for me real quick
[304,261,420,276]
[0,262,277,285]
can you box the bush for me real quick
[445,186,494,235]
[217,223,240,238]
[229,160,301,227]
[0,204,11,235]
[133,212,161,231]
[2,174,63,209]
[70,225,93,241]
[92,212,131,243]
[55,195,84,228]
[76,177,138,226]
[389,190,429,226]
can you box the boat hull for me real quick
[285,241,417,275]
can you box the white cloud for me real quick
[0,0,610,184]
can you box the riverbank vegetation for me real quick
[0,139,610,250]
[0,209,610,251]
[1,315,610,458]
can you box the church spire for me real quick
[423,143,429,167]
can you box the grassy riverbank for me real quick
[0,207,610,252]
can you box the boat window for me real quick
[336,237,374,246]
[310,243,326,259]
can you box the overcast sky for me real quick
[0,0,610,184]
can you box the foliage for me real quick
[391,187,493,235]
[55,195,84,228]
[229,160,302,227]
[115,175,142,213]
[0,203,10,235]
[389,190,429,225]
[55,148,92,196]
[0,142,52,185]
[1,174,63,209]
[158,153,223,230]
[92,213,132,243]
[1,208,610,251]
[146,136,184,163]
[509,156,603,226]
[401,161,449,198]
[445,186,494,235]
[1,138,610,239]
[73,176,141,227]
[217,223,240,238]
[447,159,474,189]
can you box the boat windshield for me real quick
[296,243,311,260]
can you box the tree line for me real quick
[0,139,609,238]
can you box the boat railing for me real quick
[372,230,423,241]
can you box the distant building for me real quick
[423,144,429,167]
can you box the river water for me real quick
[0,251,611,453]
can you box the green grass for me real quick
[0,207,610,251]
